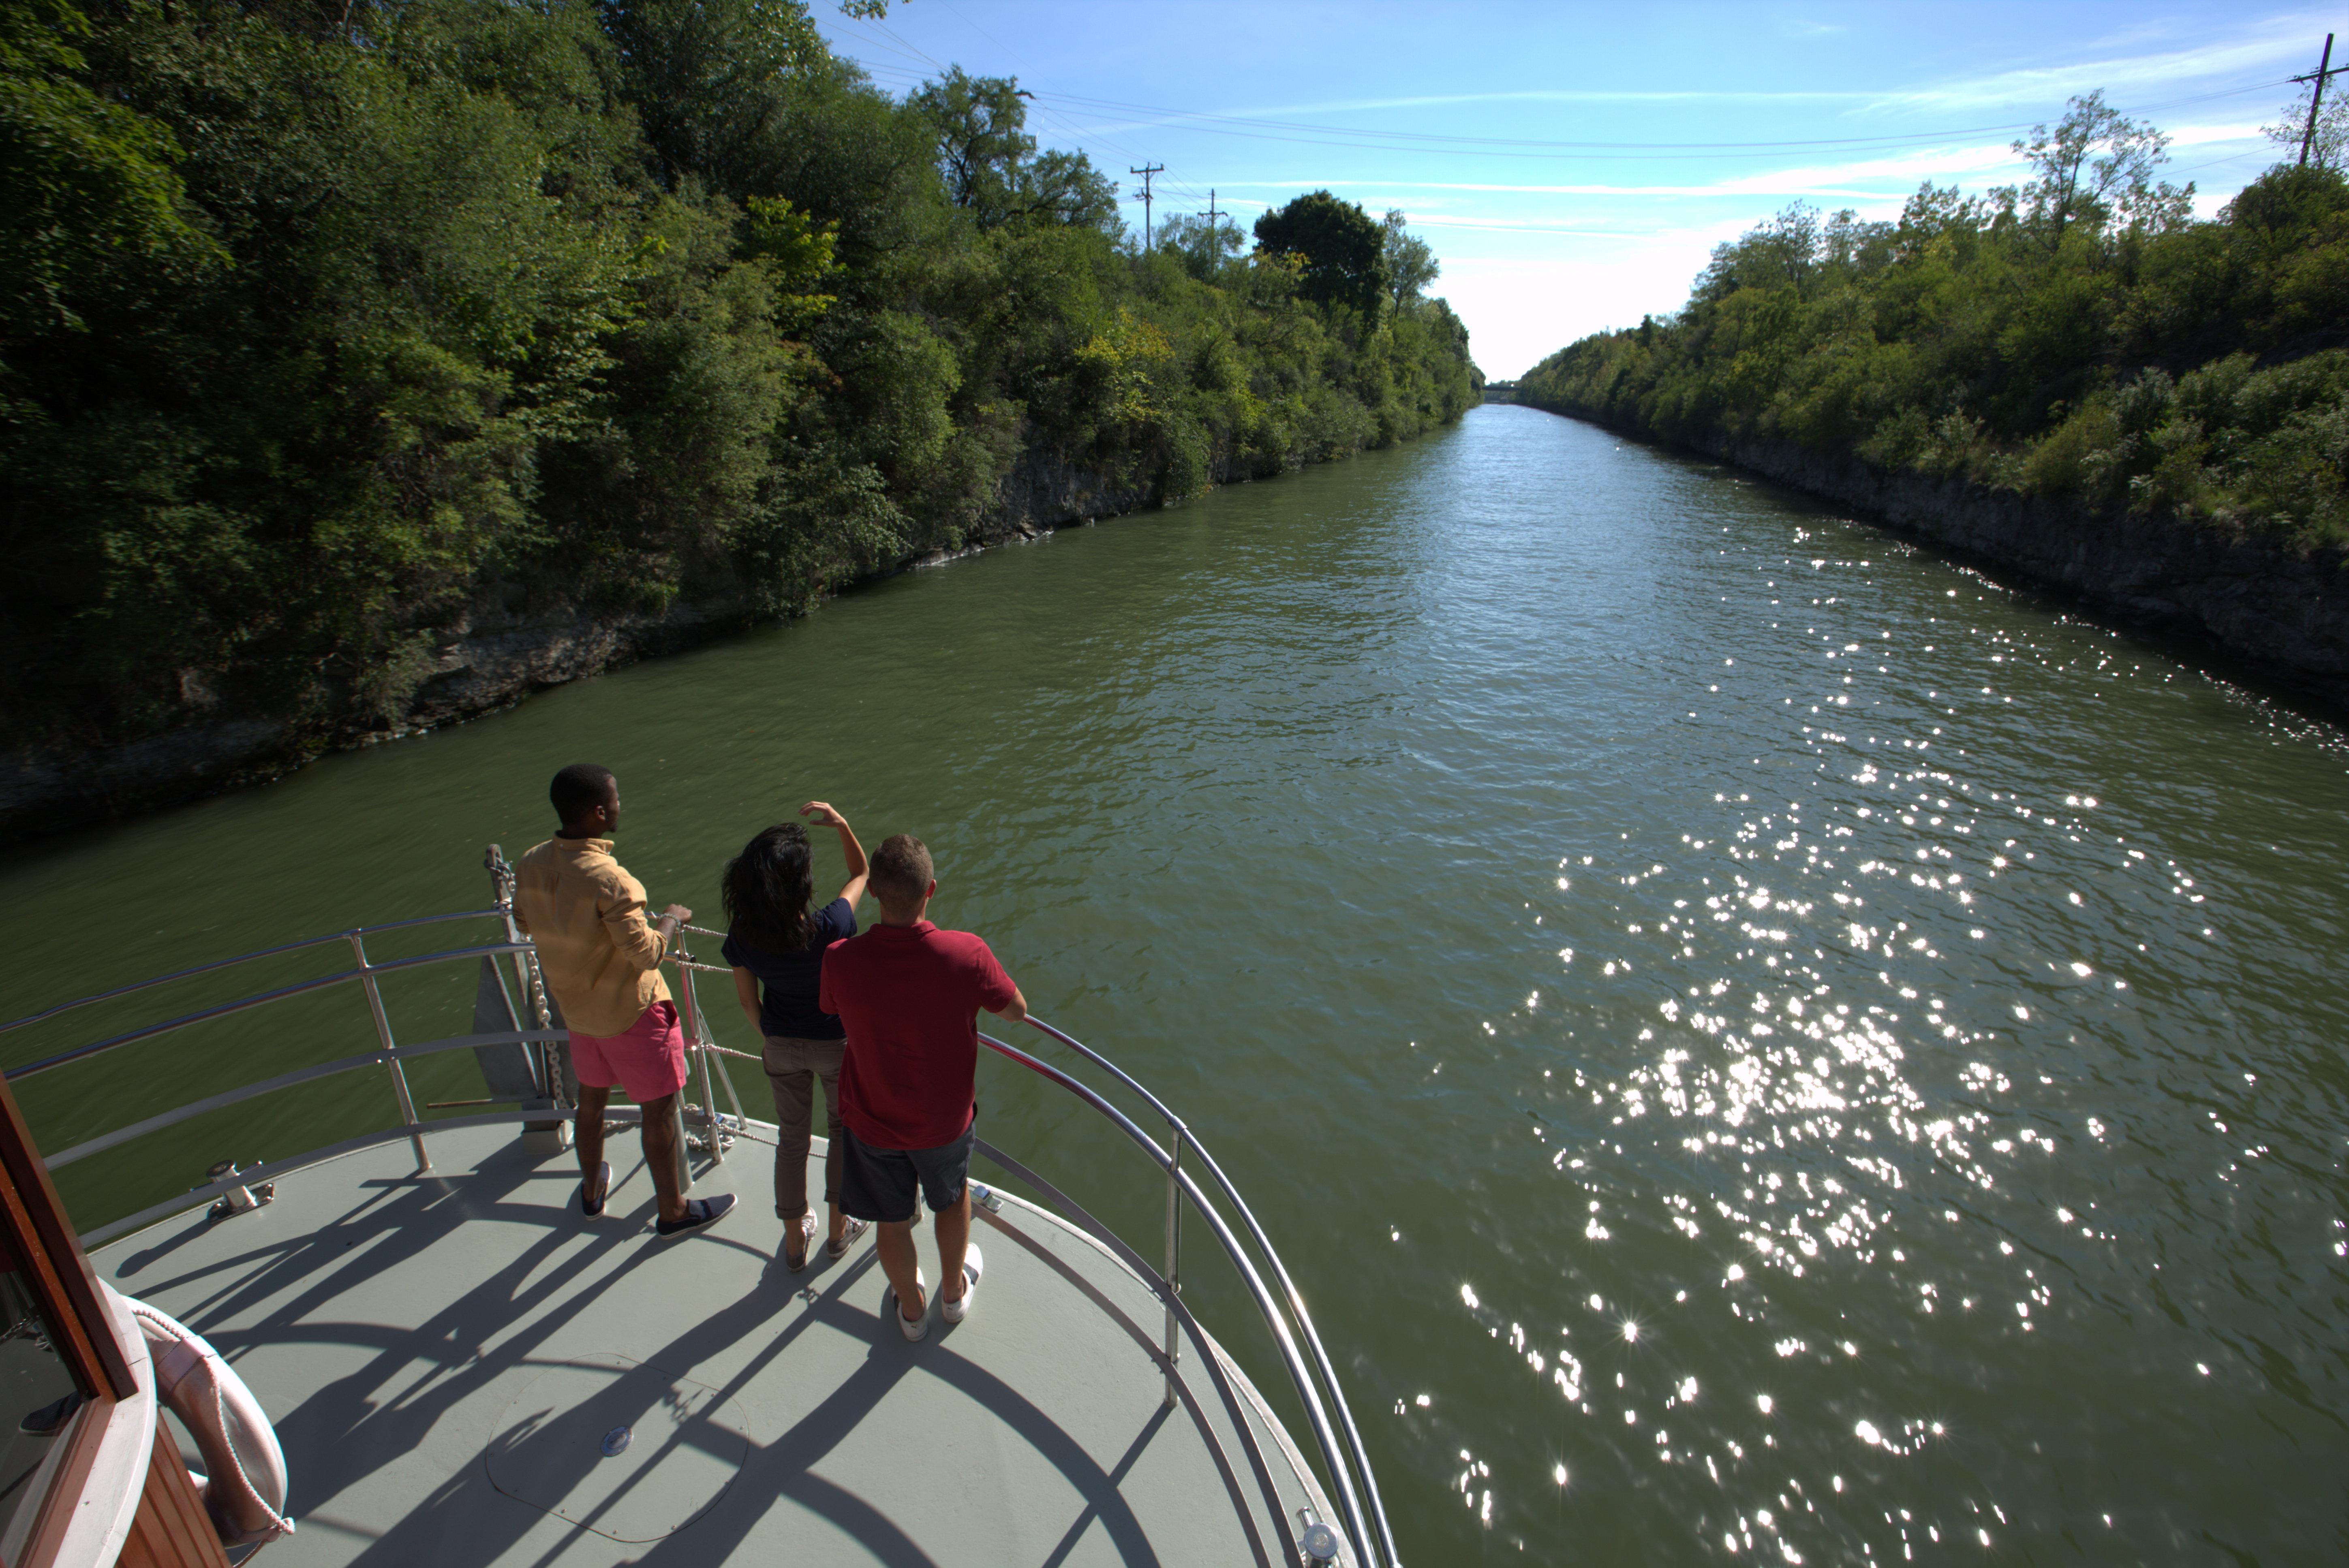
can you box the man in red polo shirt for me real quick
[820,834,1026,1342]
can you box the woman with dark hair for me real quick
[723,801,870,1270]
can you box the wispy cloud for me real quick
[1209,140,2034,203]
[1051,14,2319,138]
[1861,17,2315,111]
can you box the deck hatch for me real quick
[484,1352,748,1542]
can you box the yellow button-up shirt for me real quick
[513,836,672,1038]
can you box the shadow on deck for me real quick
[91,1123,1321,1567]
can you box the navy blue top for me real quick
[723,897,856,1040]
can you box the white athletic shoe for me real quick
[942,1243,982,1324]
[889,1269,928,1342]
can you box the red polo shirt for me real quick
[821,920,1017,1149]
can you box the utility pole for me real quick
[2297,32,2343,168]
[1198,189,1227,251]
[1130,163,1164,249]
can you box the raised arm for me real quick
[801,800,869,909]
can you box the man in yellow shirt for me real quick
[514,763,735,1238]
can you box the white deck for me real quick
[89,1122,1337,1566]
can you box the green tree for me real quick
[0,0,1479,763]
[913,66,1033,219]
[0,0,216,339]
[1155,210,1241,281]
[1514,117,2349,549]
[1254,190,1388,316]
[910,67,1117,232]
[2011,90,2194,249]
[1381,209,1439,308]
[2264,78,2349,173]
[596,0,827,192]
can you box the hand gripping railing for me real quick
[1,909,1400,1567]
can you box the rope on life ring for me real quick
[124,1297,297,1550]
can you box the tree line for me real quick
[0,0,1480,751]
[1515,92,2349,551]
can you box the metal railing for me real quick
[0,895,1399,1568]
[974,1022,1399,1568]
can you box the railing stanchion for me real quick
[695,1041,723,1165]
[674,938,724,1168]
[487,843,563,1112]
[1164,1126,1183,1410]
[711,1040,749,1128]
[348,933,431,1175]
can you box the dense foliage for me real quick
[1517,94,2349,550]
[0,0,1479,748]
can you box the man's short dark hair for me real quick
[550,763,615,824]
[868,834,933,908]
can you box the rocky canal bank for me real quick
[1537,408,2349,715]
[2,444,1241,844]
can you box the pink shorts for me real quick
[569,1001,687,1104]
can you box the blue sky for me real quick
[815,2,2344,378]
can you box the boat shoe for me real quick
[655,1192,736,1239]
[783,1212,816,1273]
[825,1218,870,1259]
[578,1161,612,1218]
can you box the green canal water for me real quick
[4,404,2345,1564]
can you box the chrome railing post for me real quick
[672,936,724,1169]
[1163,1126,1183,1410]
[710,1041,749,1128]
[348,932,431,1175]
[486,843,555,1094]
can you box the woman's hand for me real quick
[805,800,869,906]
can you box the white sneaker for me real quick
[941,1243,982,1324]
[889,1269,928,1342]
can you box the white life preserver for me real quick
[124,1298,297,1549]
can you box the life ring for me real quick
[124,1298,297,1549]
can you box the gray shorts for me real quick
[838,1120,975,1224]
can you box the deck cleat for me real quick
[204,1160,274,1221]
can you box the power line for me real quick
[836,32,2293,168]
[1048,89,2041,152]
[1022,77,2301,161]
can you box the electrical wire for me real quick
[826,24,2295,235]
[835,34,2296,166]
[1033,76,2300,158]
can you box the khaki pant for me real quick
[762,1035,844,1222]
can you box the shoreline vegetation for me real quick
[0,0,1479,842]
[1512,94,2349,707]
